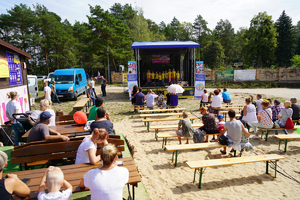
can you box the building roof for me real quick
[131,41,200,49]
[0,39,31,58]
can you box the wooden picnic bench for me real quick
[218,111,241,121]
[199,102,232,108]
[274,134,300,152]
[166,142,226,166]
[56,113,89,125]
[73,97,91,112]
[143,116,198,132]
[11,137,124,170]
[186,154,285,189]
[134,105,177,112]
[139,107,186,114]
[258,125,300,141]
[4,157,140,200]
[150,123,203,140]
[140,112,189,120]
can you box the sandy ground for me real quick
[102,86,300,200]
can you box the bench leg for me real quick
[265,130,269,142]
[155,129,158,141]
[198,168,203,189]
[274,160,277,178]
[266,161,269,175]
[192,119,194,124]
[174,150,178,167]
[284,140,288,152]
[162,138,165,149]
[127,185,132,200]
[144,117,146,126]
[147,122,150,132]
[278,139,282,150]
[224,113,227,122]
[233,150,236,157]
[193,169,197,183]
[261,130,264,139]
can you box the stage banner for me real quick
[6,52,23,86]
[127,74,138,100]
[152,54,170,64]
[234,69,256,81]
[128,61,136,74]
[0,85,30,125]
[215,70,234,80]
[194,73,205,99]
[0,58,9,78]
[195,61,204,74]
[122,73,128,83]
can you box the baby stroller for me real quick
[12,110,41,146]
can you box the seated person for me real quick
[274,101,293,135]
[88,97,104,121]
[145,90,158,109]
[75,128,108,165]
[38,166,72,200]
[0,151,30,199]
[176,112,194,144]
[134,88,145,105]
[222,88,231,103]
[201,89,209,103]
[156,91,165,107]
[290,98,300,120]
[27,111,69,143]
[199,107,218,142]
[208,90,222,114]
[214,110,251,154]
[170,93,178,107]
[90,107,114,135]
[87,86,96,106]
[79,144,129,200]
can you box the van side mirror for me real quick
[75,80,79,85]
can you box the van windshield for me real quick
[52,75,74,84]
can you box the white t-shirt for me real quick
[6,100,21,123]
[89,80,95,88]
[39,109,56,126]
[44,86,51,100]
[38,189,72,200]
[75,136,97,164]
[218,93,223,101]
[145,94,158,108]
[201,93,208,102]
[211,95,222,108]
[84,166,129,200]
[256,99,263,112]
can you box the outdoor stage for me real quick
[131,41,200,98]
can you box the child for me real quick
[38,166,72,200]
[212,115,225,142]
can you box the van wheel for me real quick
[73,95,78,101]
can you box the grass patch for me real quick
[205,81,300,89]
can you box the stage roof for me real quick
[131,41,200,49]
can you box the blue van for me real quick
[51,68,87,100]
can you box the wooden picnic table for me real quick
[22,124,89,138]
[5,157,140,200]
[139,108,186,114]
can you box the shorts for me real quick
[219,135,228,145]
[205,129,218,135]
[223,100,231,103]
[177,130,183,136]
[169,78,171,82]
[147,78,150,82]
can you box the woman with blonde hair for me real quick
[242,97,257,127]
[79,143,129,200]
[75,128,109,165]
[28,99,56,127]
[5,91,21,124]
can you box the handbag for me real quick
[284,109,294,129]
[262,109,279,128]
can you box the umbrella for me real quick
[167,84,185,94]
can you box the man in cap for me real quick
[27,111,69,143]
[88,97,104,121]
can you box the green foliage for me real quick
[203,41,225,69]
[275,10,293,67]
[243,12,278,67]
[128,8,151,41]
[291,55,300,67]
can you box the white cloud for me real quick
[1,0,300,31]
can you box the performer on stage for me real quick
[147,70,151,83]
[176,70,180,83]
[168,69,172,83]
[155,71,158,84]
[151,71,155,83]
[165,71,169,84]
[172,68,176,83]
[162,71,165,84]
[158,72,162,85]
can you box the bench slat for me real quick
[186,154,285,169]
[139,108,186,113]
[143,117,198,122]
[166,142,226,151]
[140,112,189,117]
[274,135,300,140]
[150,124,202,130]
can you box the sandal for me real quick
[220,150,226,155]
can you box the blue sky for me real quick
[1,0,300,31]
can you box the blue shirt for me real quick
[222,91,231,101]
[170,94,178,106]
[135,92,145,105]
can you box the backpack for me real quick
[285,117,294,130]
[193,129,206,143]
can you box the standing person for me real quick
[164,71,168,84]
[87,86,96,106]
[89,77,97,98]
[242,97,257,126]
[50,81,61,105]
[146,70,151,83]
[166,92,171,106]
[90,107,114,135]
[161,71,165,84]
[101,76,107,97]
[199,107,218,142]
[0,151,30,199]
[176,70,180,83]
[97,71,100,78]
[88,97,104,121]
[172,68,176,83]
[255,94,263,112]
[222,88,231,103]
[274,101,293,135]
[131,85,138,105]
[134,88,145,106]
[155,71,158,84]
[151,71,155,83]
[79,144,129,200]
[176,112,194,144]
[44,81,51,100]
[251,101,273,139]
[271,99,283,122]
[145,90,158,109]
[38,166,72,200]
[168,69,172,83]
[158,72,162,85]
[170,93,178,107]
[75,128,109,165]
[290,98,300,120]
[201,89,209,103]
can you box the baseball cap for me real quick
[95,97,104,107]
[217,115,224,119]
[40,111,52,122]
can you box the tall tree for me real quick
[294,21,300,55]
[178,22,193,41]
[214,19,235,65]
[275,10,294,67]
[233,27,247,64]
[203,40,225,69]
[243,12,278,67]
[128,8,151,41]
[169,17,180,40]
